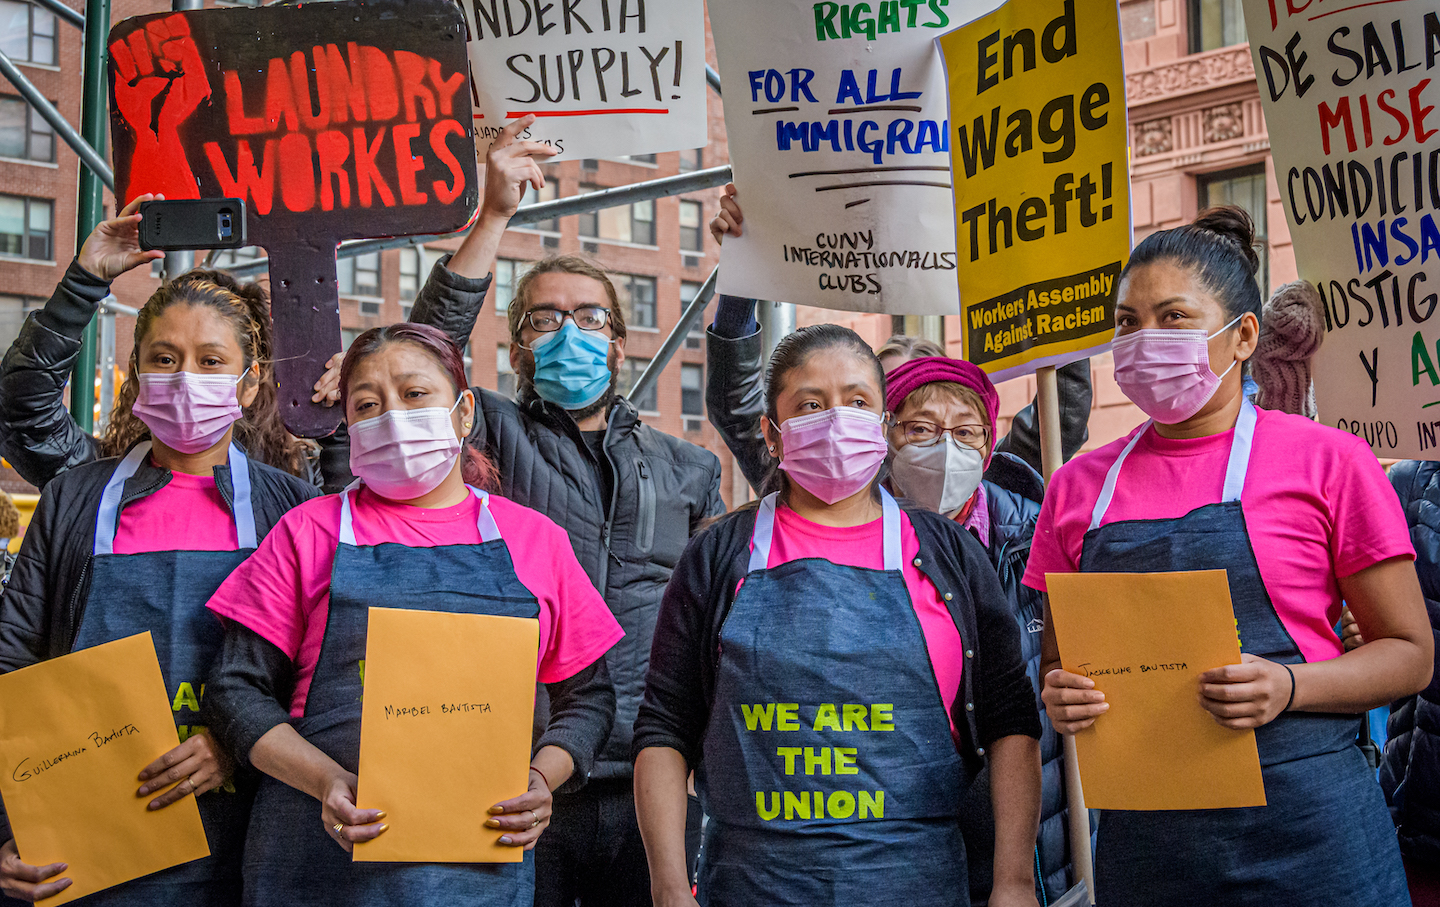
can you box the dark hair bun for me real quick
[1193,206,1260,277]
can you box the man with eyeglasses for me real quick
[320,117,724,907]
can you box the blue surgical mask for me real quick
[526,321,614,411]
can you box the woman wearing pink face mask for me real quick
[1027,207,1432,906]
[0,202,318,905]
[634,324,1042,907]
[202,323,622,907]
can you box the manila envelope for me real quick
[1046,570,1266,811]
[355,608,539,863]
[0,632,209,905]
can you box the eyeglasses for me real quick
[524,306,611,333]
[898,421,991,451]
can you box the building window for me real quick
[622,154,657,164]
[398,247,420,302]
[1199,165,1268,291]
[496,344,516,399]
[679,149,703,172]
[1189,0,1245,53]
[0,293,38,352]
[0,193,50,260]
[0,96,52,162]
[518,181,559,232]
[679,200,704,253]
[341,328,362,351]
[494,258,524,314]
[681,363,703,416]
[338,251,380,297]
[0,1,56,66]
[619,357,657,413]
[580,191,656,246]
[616,274,657,329]
[681,281,705,349]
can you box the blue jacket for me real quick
[1382,459,1440,865]
[959,454,1073,905]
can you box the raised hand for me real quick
[710,182,742,246]
[481,115,560,222]
[110,15,211,201]
[77,195,164,281]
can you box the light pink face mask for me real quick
[777,406,889,505]
[1111,316,1241,424]
[349,394,468,500]
[132,369,247,454]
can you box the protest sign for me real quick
[1240,0,1440,458]
[710,0,981,315]
[939,0,1129,381]
[109,0,479,438]
[457,0,707,160]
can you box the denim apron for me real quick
[242,485,540,907]
[1079,399,1409,906]
[696,490,968,907]
[69,441,258,907]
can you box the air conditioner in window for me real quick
[684,418,703,434]
[583,241,599,255]
[543,235,560,249]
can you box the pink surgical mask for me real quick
[132,369,247,454]
[1111,316,1242,424]
[777,407,888,505]
[349,394,468,500]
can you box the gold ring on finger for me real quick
[530,812,540,829]
[333,823,345,834]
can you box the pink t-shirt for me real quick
[1023,407,1414,663]
[754,505,965,735]
[113,470,239,554]
[206,487,624,716]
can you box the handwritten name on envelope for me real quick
[0,633,209,905]
[1046,570,1266,811]
[355,608,539,863]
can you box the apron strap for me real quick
[229,443,258,549]
[339,483,502,547]
[93,442,153,556]
[1089,396,1259,532]
[747,489,902,573]
[94,441,256,555]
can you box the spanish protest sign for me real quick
[939,0,1129,381]
[457,0,707,160]
[1240,0,1440,458]
[110,0,479,437]
[710,0,974,315]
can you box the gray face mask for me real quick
[889,435,985,519]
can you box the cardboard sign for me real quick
[109,0,480,437]
[1046,570,1266,811]
[457,0,707,160]
[939,0,1130,382]
[1240,0,1440,458]
[0,634,209,905]
[354,608,539,864]
[710,0,975,314]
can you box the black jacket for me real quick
[704,323,1092,492]
[409,259,726,781]
[632,501,1041,780]
[0,261,111,489]
[965,461,1072,904]
[0,446,316,841]
[1382,459,1440,865]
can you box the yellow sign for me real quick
[354,608,539,864]
[0,633,210,905]
[1046,570,1266,811]
[939,0,1131,381]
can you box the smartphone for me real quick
[138,199,247,251]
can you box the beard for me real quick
[518,349,621,420]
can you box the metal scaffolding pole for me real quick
[224,165,734,278]
[162,0,202,280]
[69,0,109,431]
[0,50,113,190]
[758,299,796,362]
[32,0,85,30]
[629,265,717,406]
[706,64,722,96]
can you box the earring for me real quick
[463,421,472,430]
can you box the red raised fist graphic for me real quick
[111,14,211,201]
